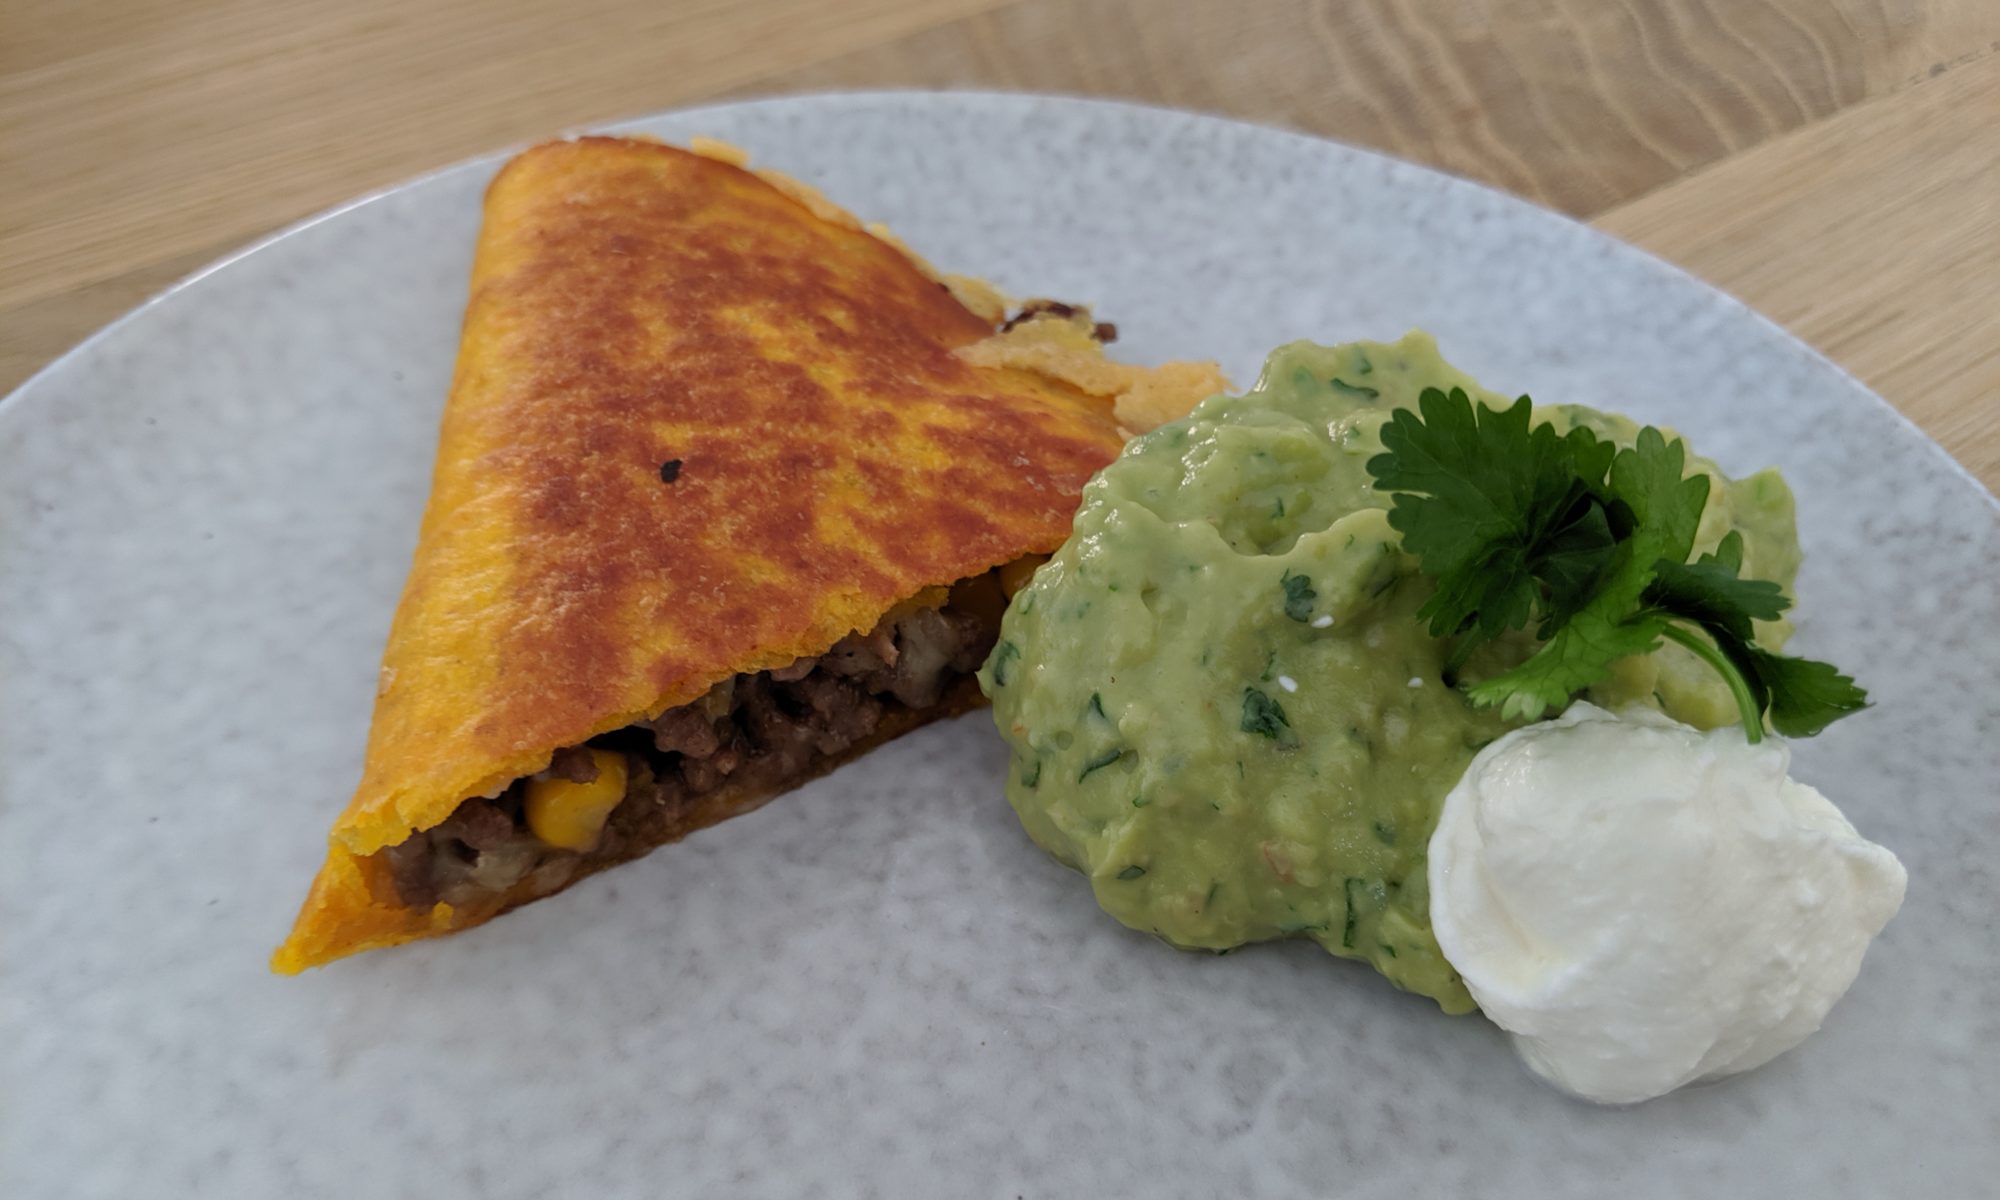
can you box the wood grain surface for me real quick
[4,0,1996,486]
[1599,52,2000,487]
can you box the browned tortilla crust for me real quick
[274,137,1148,972]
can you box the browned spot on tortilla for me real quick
[316,135,1129,860]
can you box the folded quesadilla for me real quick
[273,136,1225,972]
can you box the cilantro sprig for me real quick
[1366,387,1865,741]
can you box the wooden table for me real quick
[5,0,1996,487]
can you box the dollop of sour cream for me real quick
[1428,702,1906,1105]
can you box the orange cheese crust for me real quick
[274,137,1180,971]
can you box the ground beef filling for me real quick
[381,587,1006,911]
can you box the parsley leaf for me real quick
[1738,648,1870,737]
[1644,532,1790,641]
[1078,747,1125,781]
[1240,687,1296,743]
[1369,388,1623,646]
[1644,530,1866,735]
[988,640,1021,686]
[1280,571,1317,621]
[1465,538,1671,720]
[1608,427,1709,565]
[1531,501,1619,632]
[1369,393,1866,740]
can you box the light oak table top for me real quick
[4,0,1996,487]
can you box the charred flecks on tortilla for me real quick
[1001,299,1119,344]
[271,134,1224,974]
[377,564,1033,914]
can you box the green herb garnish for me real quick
[1078,747,1124,781]
[1280,571,1317,622]
[988,640,1021,686]
[1240,687,1294,742]
[1366,387,1865,740]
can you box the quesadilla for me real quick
[273,136,1225,972]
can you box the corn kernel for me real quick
[524,749,627,851]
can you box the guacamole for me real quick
[976,332,1801,1012]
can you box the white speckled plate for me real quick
[4,93,1996,1198]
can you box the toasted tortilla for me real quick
[274,136,1224,972]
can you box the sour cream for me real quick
[1428,702,1906,1104]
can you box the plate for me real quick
[4,93,1995,1197]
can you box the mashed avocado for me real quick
[976,332,1801,1012]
